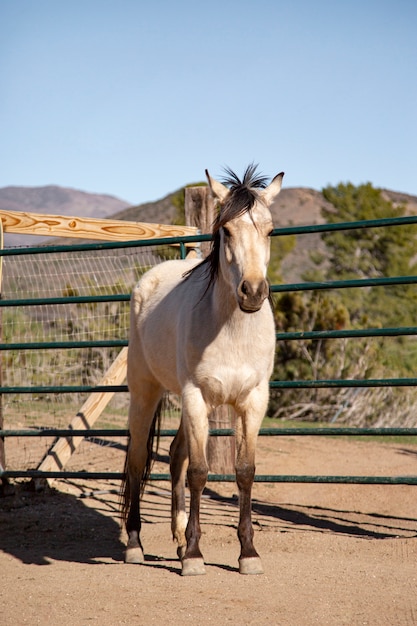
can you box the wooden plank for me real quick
[0,209,197,242]
[35,347,128,487]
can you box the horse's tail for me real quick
[121,399,163,524]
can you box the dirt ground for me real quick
[1,434,417,625]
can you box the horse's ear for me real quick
[261,172,285,205]
[205,170,230,203]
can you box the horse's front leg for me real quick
[181,387,209,576]
[236,453,263,574]
[235,384,268,575]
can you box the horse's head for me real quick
[206,165,284,313]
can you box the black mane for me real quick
[218,163,269,226]
[184,164,269,289]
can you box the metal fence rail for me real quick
[1,427,416,484]
[3,377,417,394]
[3,470,417,484]
[2,427,417,437]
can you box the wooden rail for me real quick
[0,209,197,242]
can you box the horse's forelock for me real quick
[184,164,269,289]
[213,164,268,233]
[222,163,269,193]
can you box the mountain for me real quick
[111,185,417,282]
[112,186,417,228]
[0,185,131,246]
[111,191,179,225]
[2,184,417,282]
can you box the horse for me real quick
[122,164,284,575]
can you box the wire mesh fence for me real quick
[2,218,417,482]
[0,243,182,472]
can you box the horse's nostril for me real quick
[238,279,269,310]
[241,280,249,296]
[240,280,267,298]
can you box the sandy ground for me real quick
[1,434,417,625]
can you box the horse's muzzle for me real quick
[238,279,269,313]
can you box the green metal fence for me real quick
[1,215,417,484]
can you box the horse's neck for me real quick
[208,276,260,331]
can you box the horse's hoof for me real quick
[181,557,206,576]
[239,556,264,575]
[125,546,145,564]
[177,545,186,560]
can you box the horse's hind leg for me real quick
[169,419,188,560]
[123,382,163,564]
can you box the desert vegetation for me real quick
[269,182,417,426]
[2,182,417,429]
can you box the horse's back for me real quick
[132,258,200,316]
[128,258,201,394]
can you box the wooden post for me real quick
[35,347,128,488]
[184,187,235,474]
[184,186,214,258]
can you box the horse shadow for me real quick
[203,487,417,540]
[0,482,125,566]
[251,499,416,539]
[2,479,415,572]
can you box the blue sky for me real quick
[1,0,416,205]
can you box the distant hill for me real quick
[111,191,179,225]
[0,185,131,246]
[1,183,416,283]
[111,185,417,283]
[112,185,417,228]
[112,186,331,226]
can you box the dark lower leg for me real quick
[236,463,259,560]
[125,481,142,551]
[183,464,207,560]
[170,425,188,556]
[124,385,163,562]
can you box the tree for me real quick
[321,182,417,329]
[268,182,417,422]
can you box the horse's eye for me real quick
[223,227,231,238]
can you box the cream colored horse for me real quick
[122,165,284,575]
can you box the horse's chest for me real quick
[194,343,272,406]
[181,311,275,404]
